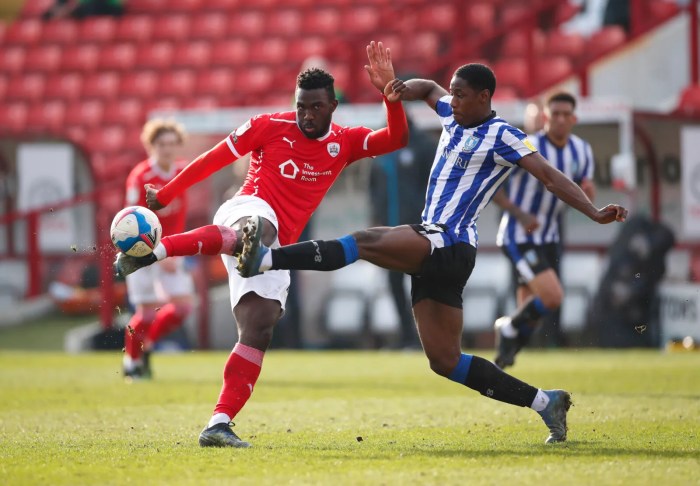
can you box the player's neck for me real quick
[155,159,173,172]
[545,132,569,148]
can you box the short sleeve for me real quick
[493,125,537,165]
[344,126,374,163]
[225,114,270,158]
[582,142,595,180]
[435,95,452,118]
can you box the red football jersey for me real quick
[225,112,376,244]
[125,158,188,236]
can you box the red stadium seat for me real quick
[42,20,79,44]
[0,103,29,133]
[65,100,104,128]
[172,41,213,69]
[82,72,120,99]
[65,126,87,145]
[466,2,495,35]
[500,29,545,58]
[144,97,182,115]
[493,58,528,96]
[303,8,341,35]
[545,30,585,62]
[0,46,26,75]
[44,72,83,101]
[190,13,228,41]
[228,11,265,38]
[343,6,380,34]
[0,22,6,45]
[203,0,244,11]
[492,85,518,101]
[102,99,145,125]
[536,56,573,88]
[5,19,42,45]
[27,100,66,132]
[404,32,440,60]
[7,74,45,102]
[236,67,274,97]
[649,1,681,22]
[61,45,100,72]
[159,70,196,97]
[211,39,249,67]
[419,3,456,32]
[676,85,700,116]
[185,96,219,110]
[135,42,175,70]
[586,26,627,61]
[127,0,169,14]
[250,38,287,65]
[120,71,159,98]
[152,15,191,42]
[196,68,235,97]
[115,16,154,43]
[24,45,63,73]
[79,17,117,43]
[501,4,528,25]
[266,10,303,37]
[286,38,327,64]
[99,43,137,71]
[169,0,205,11]
[275,0,314,7]
[20,0,54,18]
[86,126,126,155]
[555,1,581,24]
[0,75,7,101]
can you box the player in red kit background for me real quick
[116,42,408,446]
[122,119,194,380]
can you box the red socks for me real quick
[124,308,156,360]
[160,225,238,258]
[213,343,265,420]
[147,303,192,343]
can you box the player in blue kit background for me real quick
[238,63,628,444]
[493,92,596,368]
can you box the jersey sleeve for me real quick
[493,125,538,166]
[581,141,595,181]
[346,96,408,162]
[224,114,270,159]
[435,95,455,128]
[125,167,144,206]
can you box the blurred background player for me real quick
[122,119,194,380]
[368,114,435,349]
[493,91,596,368]
[116,41,408,447]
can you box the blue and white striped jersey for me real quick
[423,95,536,248]
[496,130,595,247]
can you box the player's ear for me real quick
[329,99,339,112]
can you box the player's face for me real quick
[449,76,490,127]
[544,100,577,140]
[150,131,181,165]
[295,88,338,139]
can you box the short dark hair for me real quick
[454,63,496,97]
[546,91,577,110]
[297,68,335,100]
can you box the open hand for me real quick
[144,184,164,210]
[593,204,628,224]
[365,41,395,93]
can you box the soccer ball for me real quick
[110,206,162,257]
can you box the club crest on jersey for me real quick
[327,142,340,157]
[461,136,480,153]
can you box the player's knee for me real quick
[540,286,563,309]
[426,354,457,377]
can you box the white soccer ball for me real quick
[110,206,162,257]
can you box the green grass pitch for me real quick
[1,350,698,485]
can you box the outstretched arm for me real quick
[146,140,237,210]
[492,188,540,233]
[398,79,448,111]
[519,152,627,224]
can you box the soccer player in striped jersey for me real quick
[238,64,627,444]
[115,42,409,448]
[493,92,595,368]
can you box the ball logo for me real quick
[327,142,340,157]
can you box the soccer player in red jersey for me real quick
[115,42,408,447]
[122,120,194,380]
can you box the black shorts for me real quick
[409,223,476,308]
[501,242,561,286]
